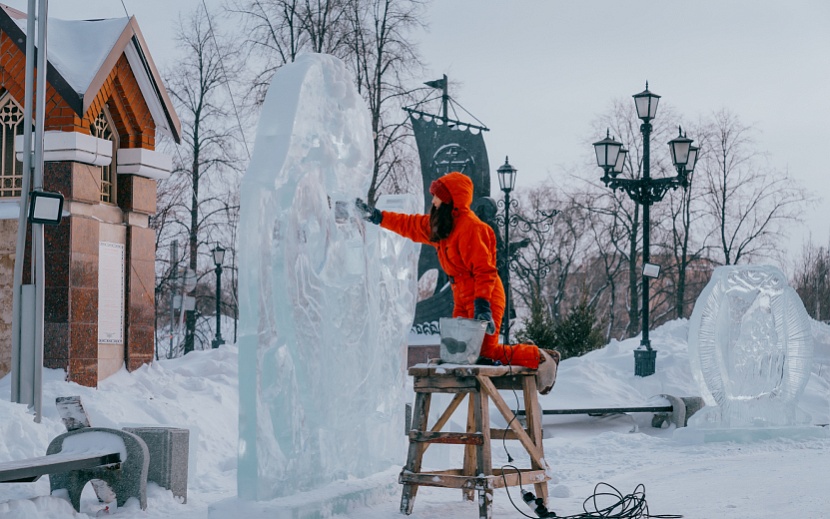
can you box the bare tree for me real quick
[652,120,712,320]
[230,0,353,103]
[345,0,427,202]
[162,6,246,354]
[233,0,427,202]
[572,186,630,341]
[508,182,591,326]
[698,109,813,265]
[792,238,830,323]
[150,168,189,358]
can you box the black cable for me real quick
[500,464,538,519]
[503,480,683,519]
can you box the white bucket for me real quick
[439,317,488,364]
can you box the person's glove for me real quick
[355,198,382,224]
[474,298,496,334]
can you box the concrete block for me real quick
[124,427,189,503]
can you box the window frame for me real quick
[90,105,119,204]
[0,91,26,199]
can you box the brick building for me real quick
[0,4,180,386]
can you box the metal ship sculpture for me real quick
[404,76,503,335]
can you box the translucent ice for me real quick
[687,265,814,428]
[236,54,419,500]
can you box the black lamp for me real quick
[497,156,517,193]
[632,82,661,121]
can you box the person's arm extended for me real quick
[380,211,432,244]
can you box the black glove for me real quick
[474,298,496,334]
[355,198,382,224]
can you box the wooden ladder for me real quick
[399,363,549,519]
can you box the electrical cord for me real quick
[501,470,683,519]
[493,341,679,519]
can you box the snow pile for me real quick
[0,346,239,518]
[0,320,829,518]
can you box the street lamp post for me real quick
[592,82,698,377]
[211,245,226,349]
[497,157,518,343]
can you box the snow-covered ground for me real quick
[1,319,829,518]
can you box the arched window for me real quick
[90,106,118,203]
[0,91,25,198]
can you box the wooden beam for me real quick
[476,375,546,470]
[408,431,484,445]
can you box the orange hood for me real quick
[434,172,474,210]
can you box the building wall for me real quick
[0,218,17,376]
[0,25,163,386]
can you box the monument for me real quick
[210,54,420,517]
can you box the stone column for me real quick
[118,174,157,371]
[44,161,102,387]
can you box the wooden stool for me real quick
[399,363,549,519]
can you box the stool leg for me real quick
[461,393,476,501]
[474,387,493,519]
[400,391,431,515]
[523,375,548,505]
[478,487,493,519]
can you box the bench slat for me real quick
[516,405,673,416]
[0,452,121,483]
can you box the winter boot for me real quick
[536,349,560,395]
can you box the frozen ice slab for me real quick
[210,467,399,518]
[683,265,814,439]
[235,53,419,500]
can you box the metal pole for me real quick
[168,241,177,359]
[233,248,238,343]
[503,190,511,344]
[31,0,49,423]
[640,121,651,351]
[213,264,223,348]
[633,119,657,378]
[441,74,448,123]
[10,0,38,405]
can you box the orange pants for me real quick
[454,297,541,369]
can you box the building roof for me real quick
[0,3,181,143]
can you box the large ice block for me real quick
[236,53,419,500]
[686,265,814,429]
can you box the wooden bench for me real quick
[400,363,549,519]
[516,394,706,428]
[0,427,149,512]
[0,452,121,483]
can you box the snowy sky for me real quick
[4,0,829,253]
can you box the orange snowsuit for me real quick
[379,172,541,369]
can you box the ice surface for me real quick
[236,54,419,500]
[686,265,814,428]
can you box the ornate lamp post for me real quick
[497,157,518,343]
[592,82,698,376]
[211,245,226,349]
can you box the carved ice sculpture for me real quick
[236,53,419,500]
[687,265,814,428]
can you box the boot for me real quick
[536,349,560,395]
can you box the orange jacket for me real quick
[379,172,506,316]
